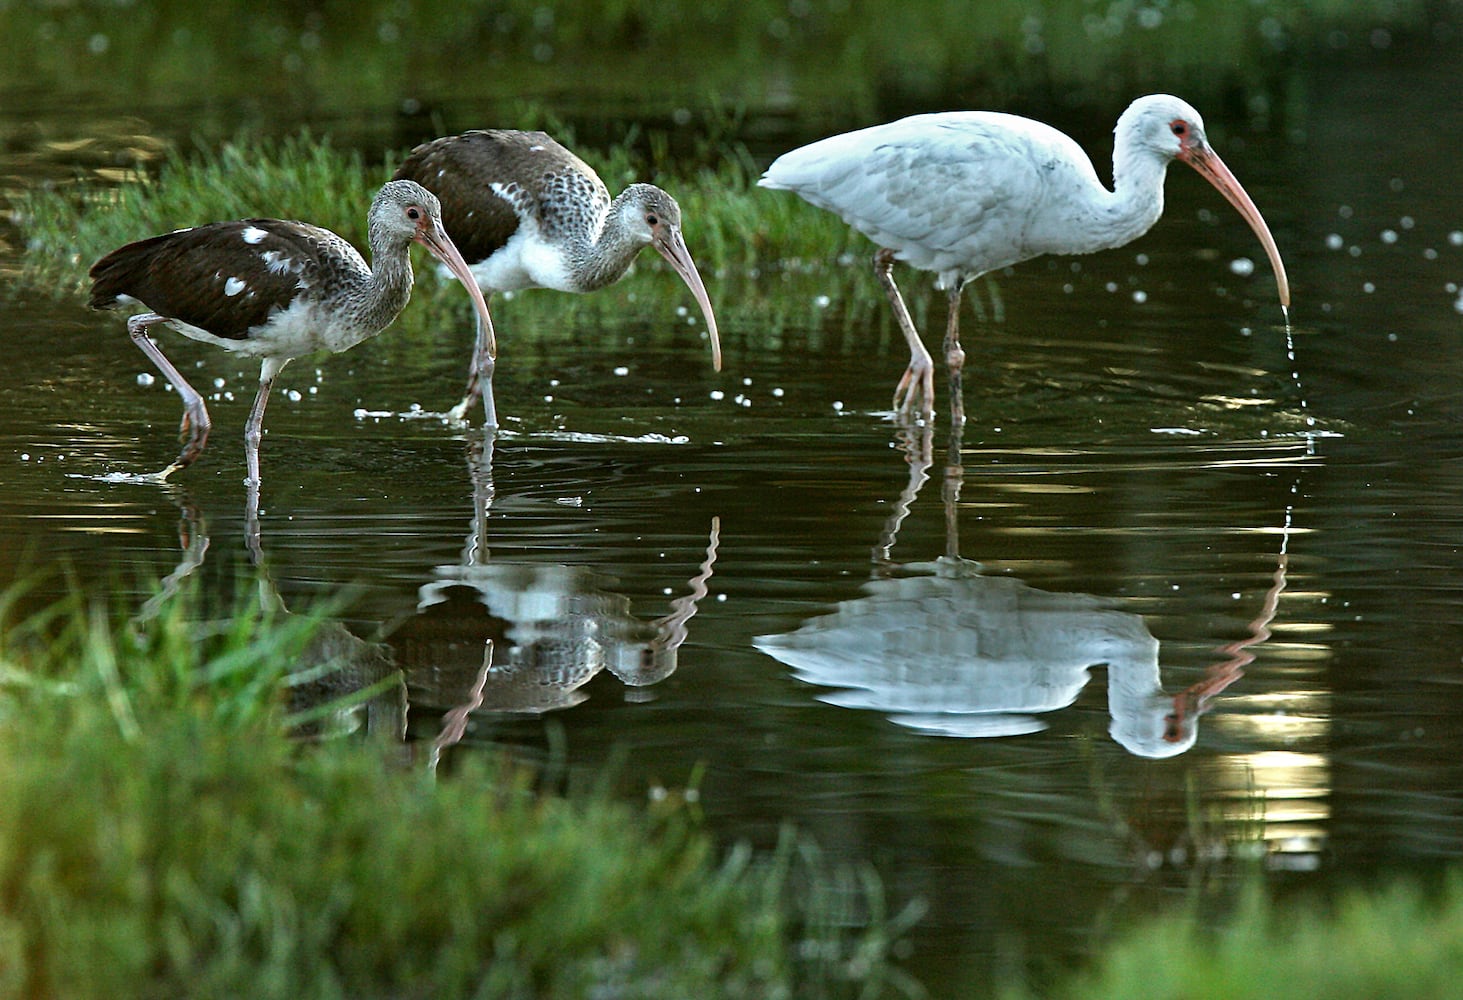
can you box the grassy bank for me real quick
[10,129,859,289]
[0,583,922,999]
[8,129,875,358]
[1004,877,1463,1000]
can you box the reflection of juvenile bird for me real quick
[393,130,723,426]
[393,518,721,715]
[760,95,1291,425]
[89,180,493,485]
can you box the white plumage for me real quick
[760,94,1290,426]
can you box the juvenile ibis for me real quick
[759,94,1291,426]
[88,179,493,487]
[392,129,722,426]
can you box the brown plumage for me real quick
[89,179,493,486]
[393,129,721,425]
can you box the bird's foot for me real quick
[892,367,936,426]
[174,413,210,469]
[445,394,477,428]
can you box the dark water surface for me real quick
[4,30,1463,997]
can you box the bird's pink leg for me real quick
[244,357,289,488]
[943,283,967,427]
[873,249,934,424]
[128,313,211,479]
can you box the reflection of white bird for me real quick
[756,422,1288,758]
[757,556,1243,758]
[759,95,1291,425]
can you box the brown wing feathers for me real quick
[392,130,563,263]
[88,221,320,341]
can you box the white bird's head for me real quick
[1118,94,1291,308]
[1117,93,1209,161]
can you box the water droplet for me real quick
[137,373,155,387]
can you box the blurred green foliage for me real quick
[0,580,924,999]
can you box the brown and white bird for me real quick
[759,94,1291,426]
[393,129,722,426]
[89,179,493,486]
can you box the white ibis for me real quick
[759,94,1291,426]
[88,179,494,487]
[392,129,722,426]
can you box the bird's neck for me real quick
[1099,145,1172,250]
[352,242,415,330]
[564,192,646,291]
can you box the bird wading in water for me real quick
[759,94,1291,426]
[393,129,722,427]
[89,179,494,488]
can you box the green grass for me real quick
[9,129,874,356]
[11,129,859,288]
[0,582,923,1000]
[1002,877,1463,1000]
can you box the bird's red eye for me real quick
[1170,120,1188,137]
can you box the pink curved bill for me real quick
[413,217,497,360]
[653,225,723,372]
[1181,144,1291,308]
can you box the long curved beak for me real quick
[415,218,497,359]
[653,224,723,372]
[1180,143,1291,309]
